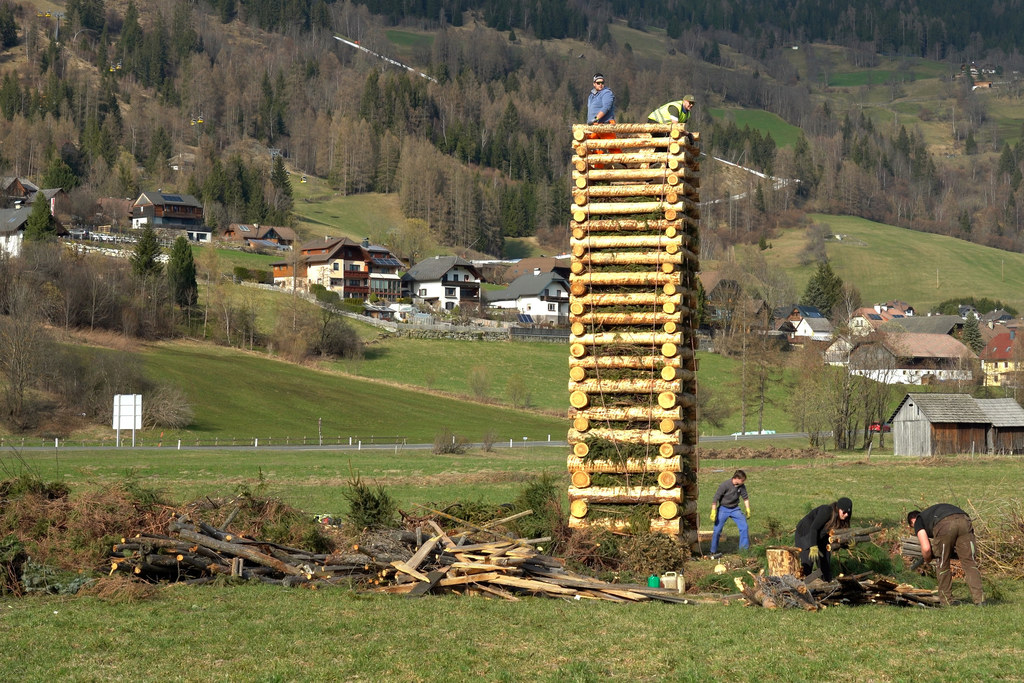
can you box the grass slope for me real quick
[140,342,564,444]
[329,335,798,434]
[706,107,804,148]
[742,213,1024,311]
[291,173,407,243]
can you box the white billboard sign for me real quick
[113,394,142,446]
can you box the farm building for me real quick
[889,393,1024,456]
[977,398,1024,453]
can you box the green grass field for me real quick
[706,108,805,149]
[5,448,1022,679]
[137,342,565,445]
[291,185,407,244]
[733,213,1024,311]
[386,29,434,50]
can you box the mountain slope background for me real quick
[5,0,1024,265]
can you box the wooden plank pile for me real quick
[734,572,941,610]
[111,515,394,586]
[566,122,701,550]
[373,520,696,603]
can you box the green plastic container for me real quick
[647,574,661,588]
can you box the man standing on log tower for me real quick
[648,95,696,145]
[587,73,615,124]
[709,469,751,557]
[907,505,985,606]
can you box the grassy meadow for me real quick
[725,213,1024,312]
[291,182,408,244]
[707,108,804,148]
[137,342,566,445]
[4,446,1023,680]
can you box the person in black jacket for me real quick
[794,497,852,580]
[907,505,984,605]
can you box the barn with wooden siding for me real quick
[977,398,1024,454]
[889,394,988,456]
[889,393,1024,456]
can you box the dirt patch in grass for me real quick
[700,446,832,460]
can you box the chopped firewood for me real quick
[734,572,940,610]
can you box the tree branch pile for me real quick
[734,572,940,610]
[111,514,393,587]
[110,508,703,603]
[966,499,1024,579]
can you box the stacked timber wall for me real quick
[566,123,701,550]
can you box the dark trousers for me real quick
[799,542,832,581]
[932,514,984,605]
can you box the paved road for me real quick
[14,433,810,452]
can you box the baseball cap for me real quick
[837,497,853,515]
[593,73,605,83]
[683,94,695,103]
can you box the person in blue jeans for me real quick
[709,470,750,556]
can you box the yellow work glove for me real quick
[709,508,717,523]
[808,546,820,561]
[745,506,751,519]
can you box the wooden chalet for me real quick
[271,236,403,301]
[131,191,209,241]
[220,223,297,249]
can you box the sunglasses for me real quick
[594,81,604,85]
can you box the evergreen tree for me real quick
[268,154,293,223]
[131,225,163,278]
[41,155,80,191]
[0,4,16,49]
[23,193,58,242]
[167,235,198,308]
[961,312,984,354]
[147,126,173,174]
[801,260,843,318]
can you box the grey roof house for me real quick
[483,270,569,324]
[401,255,482,311]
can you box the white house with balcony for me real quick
[483,270,570,323]
[402,255,482,311]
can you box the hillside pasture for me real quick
[139,342,565,445]
[706,107,804,148]
[743,213,1024,311]
[291,189,407,243]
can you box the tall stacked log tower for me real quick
[566,123,701,551]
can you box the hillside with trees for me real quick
[3,0,1024,261]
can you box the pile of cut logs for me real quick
[373,519,696,603]
[827,525,884,551]
[734,572,940,610]
[899,536,924,559]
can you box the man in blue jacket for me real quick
[587,73,615,124]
